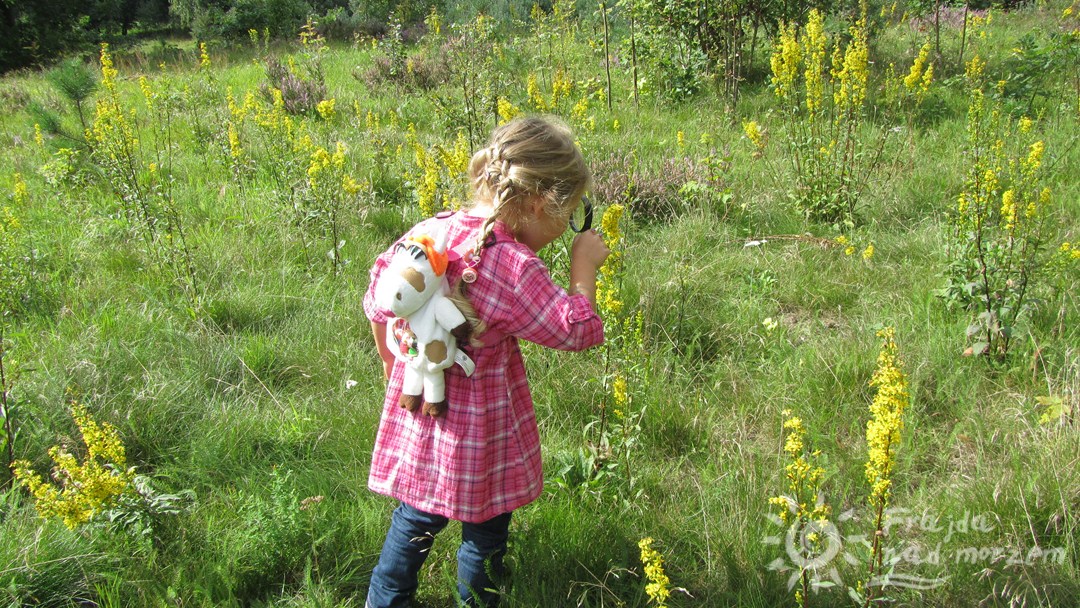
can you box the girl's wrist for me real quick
[569,267,598,308]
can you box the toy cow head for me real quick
[375,232,450,318]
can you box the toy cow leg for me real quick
[421,370,448,418]
[399,365,424,412]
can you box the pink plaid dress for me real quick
[363,212,604,523]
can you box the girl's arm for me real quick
[371,321,394,380]
[499,244,609,352]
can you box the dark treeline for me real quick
[1,0,439,73]
[2,0,1014,74]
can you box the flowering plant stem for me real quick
[0,326,13,490]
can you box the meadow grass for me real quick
[1,3,1079,606]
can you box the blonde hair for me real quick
[468,116,592,252]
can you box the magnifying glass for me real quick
[569,195,593,233]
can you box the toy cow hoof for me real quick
[422,400,448,418]
[400,394,422,412]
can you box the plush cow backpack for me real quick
[374,221,476,417]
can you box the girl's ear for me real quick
[528,195,548,220]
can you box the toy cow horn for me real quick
[404,234,449,277]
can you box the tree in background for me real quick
[1,0,171,72]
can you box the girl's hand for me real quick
[569,230,610,309]
[571,229,611,273]
[372,321,396,381]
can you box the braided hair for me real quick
[467,116,592,256]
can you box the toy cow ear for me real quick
[432,228,449,254]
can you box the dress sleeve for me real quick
[363,247,396,324]
[500,257,604,352]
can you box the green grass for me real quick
[1,3,1079,606]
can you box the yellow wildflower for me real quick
[551,69,573,108]
[743,121,765,154]
[527,73,548,111]
[497,97,521,124]
[844,245,856,256]
[803,9,827,115]
[12,403,136,530]
[99,43,117,93]
[865,327,909,509]
[772,409,828,529]
[571,97,589,122]
[34,123,44,146]
[965,55,986,82]
[596,204,625,318]
[1025,140,1045,172]
[920,62,934,98]
[316,98,337,121]
[862,244,875,260]
[834,19,869,113]
[199,42,211,70]
[904,43,931,91]
[12,173,28,206]
[1000,189,1017,230]
[612,373,628,418]
[638,538,672,607]
[342,175,362,196]
[770,21,801,101]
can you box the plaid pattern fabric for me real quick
[363,213,604,523]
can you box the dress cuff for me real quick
[363,293,389,324]
[566,293,599,324]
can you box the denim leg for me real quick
[366,503,450,608]
[457,512,513,607]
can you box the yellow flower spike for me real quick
[227,122,243,160]
[332,141,347,168]
[1026,140,1045,171]
[571,97,589,122]
[743,121,765,151]
[1000,189,1017,230]
[803,9,827,115]
[904,43,931,91]
[342,175,361,196]
[317,98,337,121]
[965,55,986,82]
[638,538,672,607]
[920,62,934,98]
[596,204,626,318]
[12,402,135,530]
[865,327,909,509]
[12,173,29,206]
[199,42,211,70]
[497,97,521,123]
[34,123,44,146]
[770,21,801,101]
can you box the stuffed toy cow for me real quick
[375,231,470,417]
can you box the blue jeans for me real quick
[366,502,512,608]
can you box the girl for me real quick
[362,116,610,607]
